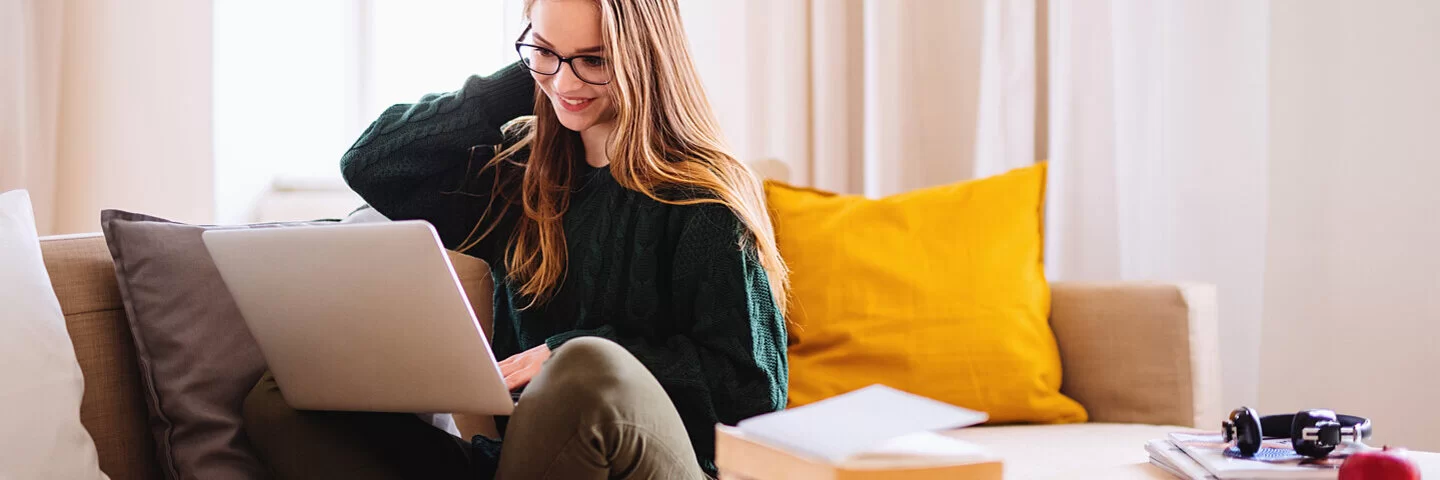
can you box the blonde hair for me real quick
[459,0,789,311]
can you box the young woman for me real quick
[241,0,789,478]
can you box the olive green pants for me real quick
[243,337,710,479]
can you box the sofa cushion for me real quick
[0,190,108,479]
[765,162,1086,424]
[101,210,332,479]
[100,209,497,478]
[945,423,1183,479]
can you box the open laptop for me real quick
[201,220,514,416]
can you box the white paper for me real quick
[858,431,991,459]
[737,384,989,463]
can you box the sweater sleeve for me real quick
[340,62,535,257]
[544,206,789,472]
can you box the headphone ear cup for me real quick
[1292,409,1340,458]
[1229,407,1263,456]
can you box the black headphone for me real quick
[1222,407,1373,458]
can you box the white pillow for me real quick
[0,190,108,479]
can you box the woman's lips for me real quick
[556,94,593,112]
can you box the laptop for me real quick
[201,220,514,416]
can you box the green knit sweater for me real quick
[339,62,787,474]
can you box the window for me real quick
[213,0,526,224]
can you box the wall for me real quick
[1265,0,1440,450]
[52,0,214,233]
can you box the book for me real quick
[716,426,1003,480]
[714,385,1002,480]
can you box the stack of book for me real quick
[714,385,1003,480]
[1146,432,1362,480]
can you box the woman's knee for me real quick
[549,337,634,371]
[520,337,671,425]
[241,372,350,458]
[242,372,291,444]
[541,337,647,396]
[501,338,702,478]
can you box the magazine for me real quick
[1147,438,1218,480]
[1165,432,1367,480]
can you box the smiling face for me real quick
[525,0,616,134]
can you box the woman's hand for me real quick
[498,344,551,390]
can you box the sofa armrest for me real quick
[1049,282,1221,428]
[447,250,502,439]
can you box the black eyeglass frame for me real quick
[514,25,612,86]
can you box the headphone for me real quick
[1222,407,1373,458]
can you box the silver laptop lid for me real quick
[202,220,513,415]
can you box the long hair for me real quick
[459,0,790,311]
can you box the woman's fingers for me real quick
[499,344,551,390]
[504,363,538,390]
[502,357,534,388]
[497,350,530,372]
[504,373,521,390]
[498,354,522,374]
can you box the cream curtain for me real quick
[975,0,1039,178]
[1044,0,1270,410]
[0,0,65,235]
[680,0,1039,197]
[2,0,213,235]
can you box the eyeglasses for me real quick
[515,25,612,86]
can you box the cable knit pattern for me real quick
[341,62,535,261]
[340,62,787,476]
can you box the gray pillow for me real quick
[100,210,333,480]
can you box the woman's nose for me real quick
[552,62,586,93]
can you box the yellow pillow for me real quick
[767,162,1086,424]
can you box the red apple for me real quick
[1339,446,1422,480]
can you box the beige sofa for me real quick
[40,230,1220,479]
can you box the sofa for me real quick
[40,228,1221,479]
